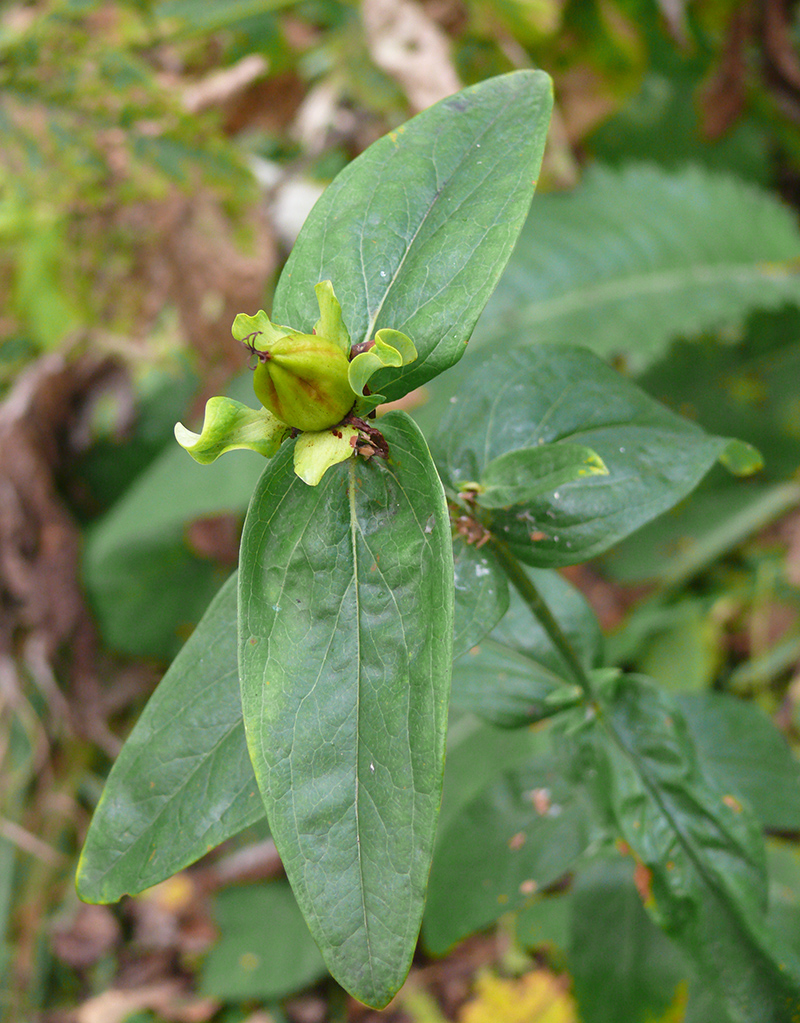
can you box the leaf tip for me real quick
[719,438,763,477]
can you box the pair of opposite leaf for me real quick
[175,281,417,486]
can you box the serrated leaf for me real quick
[272,71,553,402]
[475,443,608,509]
[582,674,800,1023]
[451,567,600,727]
[238,412,453,1008]
[436,344,739,567]
[476,164,800,371]
[77,575,264,903]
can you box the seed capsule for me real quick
[251,332,355,432]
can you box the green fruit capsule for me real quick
[251,332,355,432]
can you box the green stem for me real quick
[488,535,595,700]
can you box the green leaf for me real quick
[474,443,608,509]
[272,71,553,401]
[175,396,287,464]
[718,438,764,476]
[231,309,294,349]
[451,567,600,727]
[437,713,547,835]
[424,731,591,955]
[84,513,236,663]
[201,880,327,1000]
[85,376,261,559]
[583,674,800,1023]
[77,575,264,903]
[766,840,800,962]
[156,0,295,36]
[452,539,509,661]
[476,164,800,371]
[515,891,573,954]
[436,344,738,567]
[238,412,453,1008]
[678,692,800,832]
[567,856,692,1023]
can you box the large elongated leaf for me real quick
[436,344,742,566]
[451,567,600,727]
[272,71,553,401]
[238,412,453,1008]
[583,674,800,1023]
[77,574,264,904]
[475,164,800,370]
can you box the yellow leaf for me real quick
[458,970,576,1023]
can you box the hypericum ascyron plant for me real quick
[77,71,800,1019]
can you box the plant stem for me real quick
[488,535,595,700]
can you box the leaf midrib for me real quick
[495,259,800,332]
[599,703,761,936]
[348,459,376,992]
[359,96,514,346]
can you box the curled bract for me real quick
[174,280,417,485]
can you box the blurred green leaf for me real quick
[83,375,261,657]
[678,692,800,832]
[568,857,688,1023]
[424,730,591,955]
[437,712,548,835]
[602,320,800,585]
[201,880,327,1000]
[766,840,800,961]
[157,0,296,35]
[637,599,721,692]
[515,891,572,955]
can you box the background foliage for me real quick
[3,1,800,1021]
